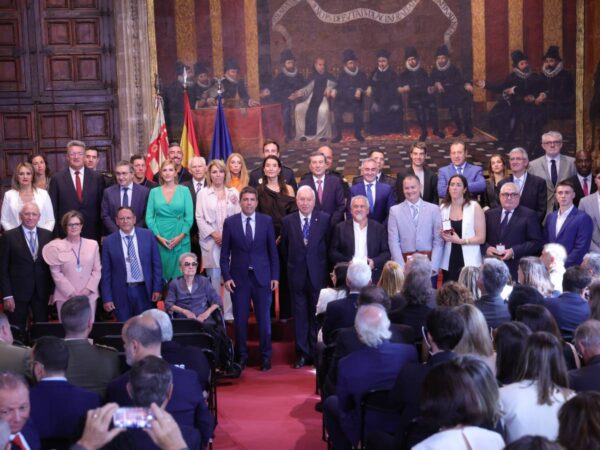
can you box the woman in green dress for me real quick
[146,159,194,282]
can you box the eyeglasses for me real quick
[183,262,198,267]
[67,223,82,227]
[500,193,519,199]
[542,141,562,146]
[509,157,526,161]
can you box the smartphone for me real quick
[112,407,154,429]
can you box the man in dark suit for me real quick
[545,180,593,267]
[437,141,486,198]
[475,258,512,329]
[29,336,100,444]
[0,372,41,450]
[565,150,596,207]
[61,297,120,399]
[280,186,331,368]
[0,313,31,378]
[323,304,418,449]
[49,140,105,241]
[152,143,192,184]
[352,149,396,187]
[106,315,213,442]
[498,147,547,223]
[101,160,149,235]
[0,202,53,331]
[220,186,279,371]
[248,140,297,191]
[347,157,395,224]
[570,320,600,392]
[545,266,591,337]
[130,154,158,189]
[101,207,163,321]
[330,195,391,282]
[181,155,207,262]
[483,182,544,279]
[395,142,439,204]
[299,150,346,227]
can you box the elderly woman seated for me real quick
[165,252,222,324]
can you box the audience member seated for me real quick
[410,356,504,450]
[589,282,600,321]
[545,266,591,338]
[507,284,545,320]
[569,320,600,392]
[104,356,203,450]
[499,332,575,444]
[323,304,418,450]
[457,266,481,300]
[143,309,211,392]
[582,252,600,284]
[0,372,40,449]
[61,296,120,399]
[474,258,511,328]
[376,261,405,310]
[436,282,473,307]
[29,336,100,446]
[503,435,562,450]
[517,256,556,298]
[541,243,568,294]
[558,392,600,450]
[316,263,349,338]
[106,314,213,442]
[454,304,496,374]
[321,262,371,345]
[494,322,531,386]
[0,313,30,378]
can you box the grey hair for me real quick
[67,140,86,151]
[499,182,519,194]
[350,195,369,208]
[190,156,207,165]
[541,130,562,143]
[406,253,432,276]
[142,309,173,342]
[574,320,600,350]
[508,147,529,162]
[296,185,315,199]
[19,202,40,216]
[360,157,377,169]
[347,262,372,289]
[178,252,198,266]
[355,304,391,348]
[543,243,567,266]
[480,258,510,295]
[583,253,600,278]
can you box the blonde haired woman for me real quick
[226,152,249,191]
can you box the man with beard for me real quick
[366,49,403,135]
[332,49,368,143]
[477,50,546,152]
[189,62,216,109]
[540,46,575,120]
[163,61,191,141]
[269,49,305,142]
[430,45,474,139]
[398,47,444,142]
[294,56,337,141]
[221,58,259,107]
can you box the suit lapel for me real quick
[556,209,576,239]
[82,168,94,205]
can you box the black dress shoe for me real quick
[260,359,271,371]
[419,132,428,142]
[355,133,365,142]
[293,356,307,369]
[300,136,307,142]
[465,129,474,139]
[319,137,328,142]
[433,129,445,139]
[452,129,463,137]
[238,357,247,371]
[331,135,342,143]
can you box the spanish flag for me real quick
[180,90,199,168]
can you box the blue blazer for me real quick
[437,163,486,198]
[101,227,163,305]
[280,210,330,292]
[347,181,395,224]
[299,174,346,226]
[30,379,100,440]
[545,292,591,337]
[322,293,359,345]
[106,364,213,446]
[21,420,41,450]
[544,207,593,267]
[220,212,279,287]
[101,183,150,234]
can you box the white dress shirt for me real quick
[353,220,368,263]
[545,155,560,178]
[119,229,144,282]
[556,205,574,235]
[69,166,85,188]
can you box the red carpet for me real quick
[213,363,325,449]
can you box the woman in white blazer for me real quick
[439,174,485,281]
[196,159,241,320]
[1,162,55,232]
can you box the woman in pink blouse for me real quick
[42,211,101,320]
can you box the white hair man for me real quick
[541,243,568,293]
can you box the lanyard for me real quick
[71,239,83,272]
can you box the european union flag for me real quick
[209,95,233,162]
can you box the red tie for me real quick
[11,433,26,450]
[75,170,83,202]
[317,179,323,204]
[583,178,589,197]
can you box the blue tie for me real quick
[366,183,374,213]
[27,230,37,258]
[245,217,253,246]
[125,236,142,281]
[302,217,310,244]
[122,187,129,207]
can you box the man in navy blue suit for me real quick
[483,182,544,279]
[323,304,418,449]
[280,186,331,368]
[0,372,40,450]
[545,180,593,267]
[29,336,100,445]
[106,315,213,444]
[437,141,486,198]
[220,186,280,371]
[101,207,163,321]
[299,150,346,227]
[545,266,591,338]
[347,157,395,223]
[100,160,149,235]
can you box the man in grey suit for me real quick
[579,171,600,252]
[528,130,576,219]
[388,175,443,272]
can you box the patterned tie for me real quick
[27,230,37,258]
[125,236,142,281]
[316,179,323,204]
[245,217,253,245]
[122,187,129,207]
[11,433,26,450]
[196,182,202,193]
[411,203,419,225]
[456,166,463,176]
[366,183,374,213]
[75,170,83,202]
[550,159,558,186]
[302,217,310,244]
[514,177,522,192]
[500,210,511,234]
[583,178,589,196]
